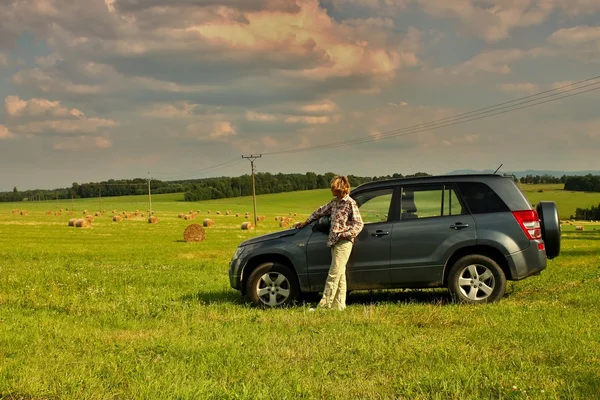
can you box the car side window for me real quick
[444,186,465,216]
[456,182,510,214]
[353,188,394,224]
[400,185,464,220]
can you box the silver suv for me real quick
[229,174,561,306]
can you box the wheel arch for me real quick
[443,245,512,285]
[241,253,297,295]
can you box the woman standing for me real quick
[295,175,364,311]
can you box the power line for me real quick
[283,85,600,154]
[161,158,245,182]
[150,156,242,178]
[262,75,600,156]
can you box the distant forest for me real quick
[1,172,598,203]
[0,172,428,203]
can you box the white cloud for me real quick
[5,95,84,119]
[186,120,237,140]
[455,49,526,74]
[0,125,15,139]
[246,111,277,122]
[53,136,113,151]
[285,115,339,124]
[301,101,338,113]
[140,102,197,118]
[3,96,118,153]
[548,25,600,47]
[497,82,541,94]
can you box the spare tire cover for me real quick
[536,201,561,259]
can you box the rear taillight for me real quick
[513,210,542,240]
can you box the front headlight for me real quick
[232,246,245,261]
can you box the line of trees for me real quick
[3,173,600,203]
[182,172,431,201]
[519,174,566,184]
[0,172,430,203]
[573,203,600,220]
[564,175,600,192]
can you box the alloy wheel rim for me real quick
[256,272,291,307]
[457,264,495,301]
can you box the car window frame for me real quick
[398,183,467,221]
[351,185,399,224]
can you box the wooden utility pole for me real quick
[242,154,261,227]
[147,173,152,216]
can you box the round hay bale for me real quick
[83,209,88,214]
[280,220,290,228]
[225,211,231,215]
[241,222,254,230]
[68,219,77,227]
[207,210,211,214]
[258,215,266,221]
[148,216,158,224]
[184,223,206,242]
[95,212,101,217]
[275,216,279,221]
[203,218,215,227]
[20,211,28,216]
[45,210,52,215]
[12,209,18,214]
[55,212,62,216]
[75,219,88,228]
[216,211,221,215]
[235,213,240,217]
[178,213,184,218]
[113,215,122,222]
[86,215,94,223]
[184,215,191,220]
[294,213,297,216]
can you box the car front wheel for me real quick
[246,262,299,308]
[448,255,507,304]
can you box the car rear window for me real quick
[456,182,510,214]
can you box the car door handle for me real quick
[450,223,469,230]
[371,230,390,237]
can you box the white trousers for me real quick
[319,239,353,311]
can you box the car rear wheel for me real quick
[448,255,506,304]
[246,262,299,308]
[536,201,561,259]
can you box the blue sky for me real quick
[0,0,599,191]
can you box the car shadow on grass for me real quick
[179,288,454,307]
[179,289,244,305]
[349,289,453,305]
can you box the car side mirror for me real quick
[312,216,330,234]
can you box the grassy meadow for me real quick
[1,184,599,399]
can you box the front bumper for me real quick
[228,257,244,291]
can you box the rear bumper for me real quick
[507,240,547,280]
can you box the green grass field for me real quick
[1,184,599,399]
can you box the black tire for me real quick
[246,262,299,308]
[536,201,561,259]
[448,255,507,304]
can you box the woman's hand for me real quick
[294,221,307,229]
